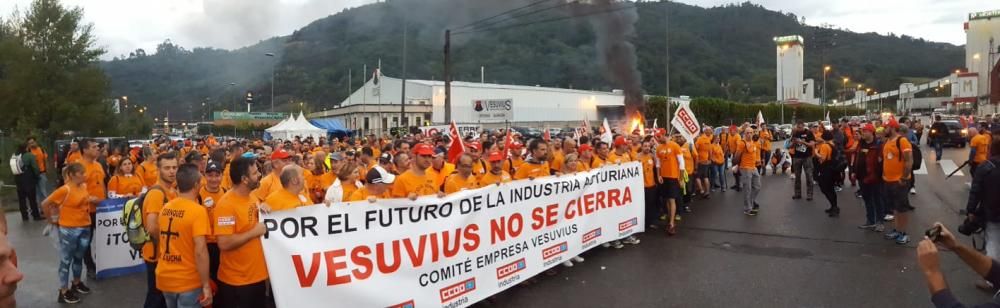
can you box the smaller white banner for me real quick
[93,198,146,279]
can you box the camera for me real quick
[958,215,985,236]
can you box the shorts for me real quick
[697,164,712,179]
[659,178,683,201]
[885,181,914,213]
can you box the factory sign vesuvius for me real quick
[471,99,512,123]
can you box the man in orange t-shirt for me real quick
[969,128,990,179]
[695,128,713,198]
[263,165,310,212]
[882,121,914,245]
[654,131,684,235]
[444,154,479,194]
[733,128,761,216]
[393,144,442,199]
[78,139,105,278]
[142,152,179,308]
[198,160,226,281]
[213,157,272,307]
[479,151,512,186]
[513,139,551,180]
[347,166,395,202]
[155,164,213,307]
[636,140,659,229]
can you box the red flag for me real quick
[543,124,551,142]
[504,129,514,158]
[447,121,464,163]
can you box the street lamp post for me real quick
[265,53,276,112]
[823,66,831,115]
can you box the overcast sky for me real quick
[0,0,990,59]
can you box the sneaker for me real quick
[884,214,895,221]
[835,186,843,192]
[86,269,96,280]
[792,195,802,200]
[623,236,640,245]
[744,210,757,216]
[601,243,611,248]
[659,214,667,221]
[611,241,624,249]
[71,282,91,295]
[874,224,886,232]
[910,188,917,195]
[895,233,910,245]
[674,215,682,222]
[975,280,995,291]
[750,208,759,215]
[571,256,585,263]
[884,230,901,240]
[753,202,760,210]
[858,223,877,230]
[683,206,692,213]
[562,260,574,267]
[648,224,659,230]
[58,290,81,304]
[806,197,813,201]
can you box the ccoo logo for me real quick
[582,228,602,243]
[618,217,638,232]
[496,258,527,279]
[440,278,476,303]
[542,242,568,260]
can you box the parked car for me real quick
[928,120,967,147]
[777,124,793,139]
[511,126,543,139]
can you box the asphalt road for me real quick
[7,135,993,308]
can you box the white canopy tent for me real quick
[266,112,326,140]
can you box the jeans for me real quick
[987,223,1000,260]
[740,168,761,211]
[933,138,944,161]
[145,262,166,308]
[791,157,814,198]
[36,174,49,208]
[712,164,726,189]
[58,227,91,289]
[817,168,837,211]
[758,150,772,175]
[861,183,885,225]
[643,187,660,226]
[164,288,204,308]
[218,279,269,308]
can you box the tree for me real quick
[0,0,113,141]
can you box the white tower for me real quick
[965,10,1000,109]
[775,35,805,102]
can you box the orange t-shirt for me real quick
[576,160,591,172]
[341,181,359,202]
[695,135,712,163]
[108,154,122,169]
[726,134,743,155]
[155,198,209,293]
[513,161,551,180]
[549,152,565,174]
[213,191,269,286]
[710,144,724,164]
[65,151,81,165]
[198,187,226,243]
[591,156,606,169]
[83,160,106,200]
[142,185,178,262]
[479,171,512,186]
[252,173,279,202]
[637,153,656,188]
[137,161,159,188]
[46,184,91,227]
[444,174,479,194]
[882,136,912,182]
[816,142,833,163]
[108,175,144,197]
[346,186,390,202]
[736,141,760,170]
[391,170,440,198]
[471,158,490,179]
[681,145,695,173]
[607,151,631,164]
[426,164,455,190]
[971,134,990,163]
[656,141,683,179]
[264,189,309,212]
[220,161,233,191]
[31,147,47,173]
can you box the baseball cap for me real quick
[510,142,523,150]
[862,124,875,132]
[433,146,447,157]
[613,136,627,147]
[467,142,482,151]
[379,152,393,164]
[414,143,435,156]
[330,152,345,161]
[205,160,223,173]
[366,166,395,184]
[886,119,900,129]
[579,144,593,153]
[655,128,667,137]
[270,149,291,160]
[488,151,504,162]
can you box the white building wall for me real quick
[428,83,624,124]
[966,15,1000,100]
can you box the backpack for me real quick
[121,185,166,252]
[896,137,922,171]
[9,154,23,175]
[830,144,849,173]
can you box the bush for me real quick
[645,96,864,127]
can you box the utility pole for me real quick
[348,69,352,105]
[400,16,408,128]
[664,3,671,133]
[444,29,452,123]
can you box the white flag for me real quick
[671,104,701,145]
[652,118,658,131]
[756,110,765,127]
[600,118,613,144]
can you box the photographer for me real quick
[918,223,1000,308]
[965,138,1000,290]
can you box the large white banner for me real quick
[93,198,146,279]
[261,163,645,308]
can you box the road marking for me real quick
[914,159,928,175]
[940,159,964,177]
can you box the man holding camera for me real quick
[919,223,1000,307]
[965,138,1000,290]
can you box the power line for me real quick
[453,0,557,31]
[460,0,579,33]
[453,4,636,36]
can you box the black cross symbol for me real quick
[161,217,181,255]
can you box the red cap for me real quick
[862,124,875,132]
[413,143,435,156]
[886,119,900,129]
[184,140,191,146]
[467,142,482,151]
[729,125,738,132]
[488,151,504,162]
[613,136,627,146]
[510,142,523,150]
[655,128,667,136]
[579,144,593,153]
[270,149,291,160]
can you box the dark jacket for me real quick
[933,259,1000,308]
[853,139,882,185]
[967,156,1000,223]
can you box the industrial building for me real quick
[964,9,1000,108]
[309,72,627,136]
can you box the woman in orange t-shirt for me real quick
[814,131,839,217]
[108,158,143,198]
[41,163,96,302]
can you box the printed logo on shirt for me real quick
[203,197,214,207]
[217,216,236,226]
